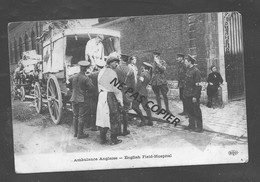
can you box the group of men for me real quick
[68,34,204,146]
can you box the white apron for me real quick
[96,68,111,128]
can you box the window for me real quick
[25,34,29,51]
[14,39,18,63]
[19,37,23,59]
[31,30,36,50]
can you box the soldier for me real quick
[96,53,123,145]
[132,62,153,127]
[88,60,106,131]
[176,53,187,116]
[114,54,135,136]
[150,50,170,112]
[68,61,95,139]
[183,55,203,133]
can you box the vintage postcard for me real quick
[8,12,248,173]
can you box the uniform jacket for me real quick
[183,65,202,99]
[88,71,100,97]
[150,59,168,86]
[135,70,151,96]
[68,72,94,103]
[115,61,135,90]
[177,61,187,88]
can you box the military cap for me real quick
[96,59,106,68]
[143,62,153,68]
[120,54,130,62]
[78,60,90,67]
[150,50,161,56]
[106,52,120,64]
[128,56,136,61]
[97,34,104,40]
[186,54,196,64]
[176,53,185,58]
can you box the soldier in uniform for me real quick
[150,50,170,112]
[88,60,106,131]
[176,53,187,116]
[68,61,95,139]
[183,55,203,133]
[132,62,153,127]
[114,54,135,136]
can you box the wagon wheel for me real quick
[47,75,63,124]
[34,82,42,114]
[19,86,25,101]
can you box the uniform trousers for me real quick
[132,96,152,122]
[179,87,187,113]
[89,95,98,128]
[184,97,203,130]
[72,101,91,136]
[152,84,169,111]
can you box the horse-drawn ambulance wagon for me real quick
[34,27,121,124]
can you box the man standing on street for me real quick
[183,55,203,132]
[177,53,187,116]
[68,61,95,139]
[115,54,135,136]
[132,62,153,127]
[150,50,170,112]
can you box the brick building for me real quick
[8,21,44,70]
[94,12,245,103]
[7,13,244,103]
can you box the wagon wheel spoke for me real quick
[53,101,59,119]
[51,101,56,119]
[48,80,56,97]
[47,86,54,97]
[51,79,57,98]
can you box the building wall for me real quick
[94,13,231,104]
[95,14,191,80]
[8,21,43,71]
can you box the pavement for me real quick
[129,98,247,139]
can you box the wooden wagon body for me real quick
[34,27,121,124]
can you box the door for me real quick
[223,12,245,100]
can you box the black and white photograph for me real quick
[8,12,248,173]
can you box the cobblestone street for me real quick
[139,98,248,138]
[12,98,247,155]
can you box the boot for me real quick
[155,96,162,109]
[100,128,108,144]
[147,119,153,126]
[110,134,122,145]
[164,96,170,113]
[73,119,78,137]
[77,122,89,139]
[138,120,146,127]
[122,112,130,136]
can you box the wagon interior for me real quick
[65,34,120,66]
